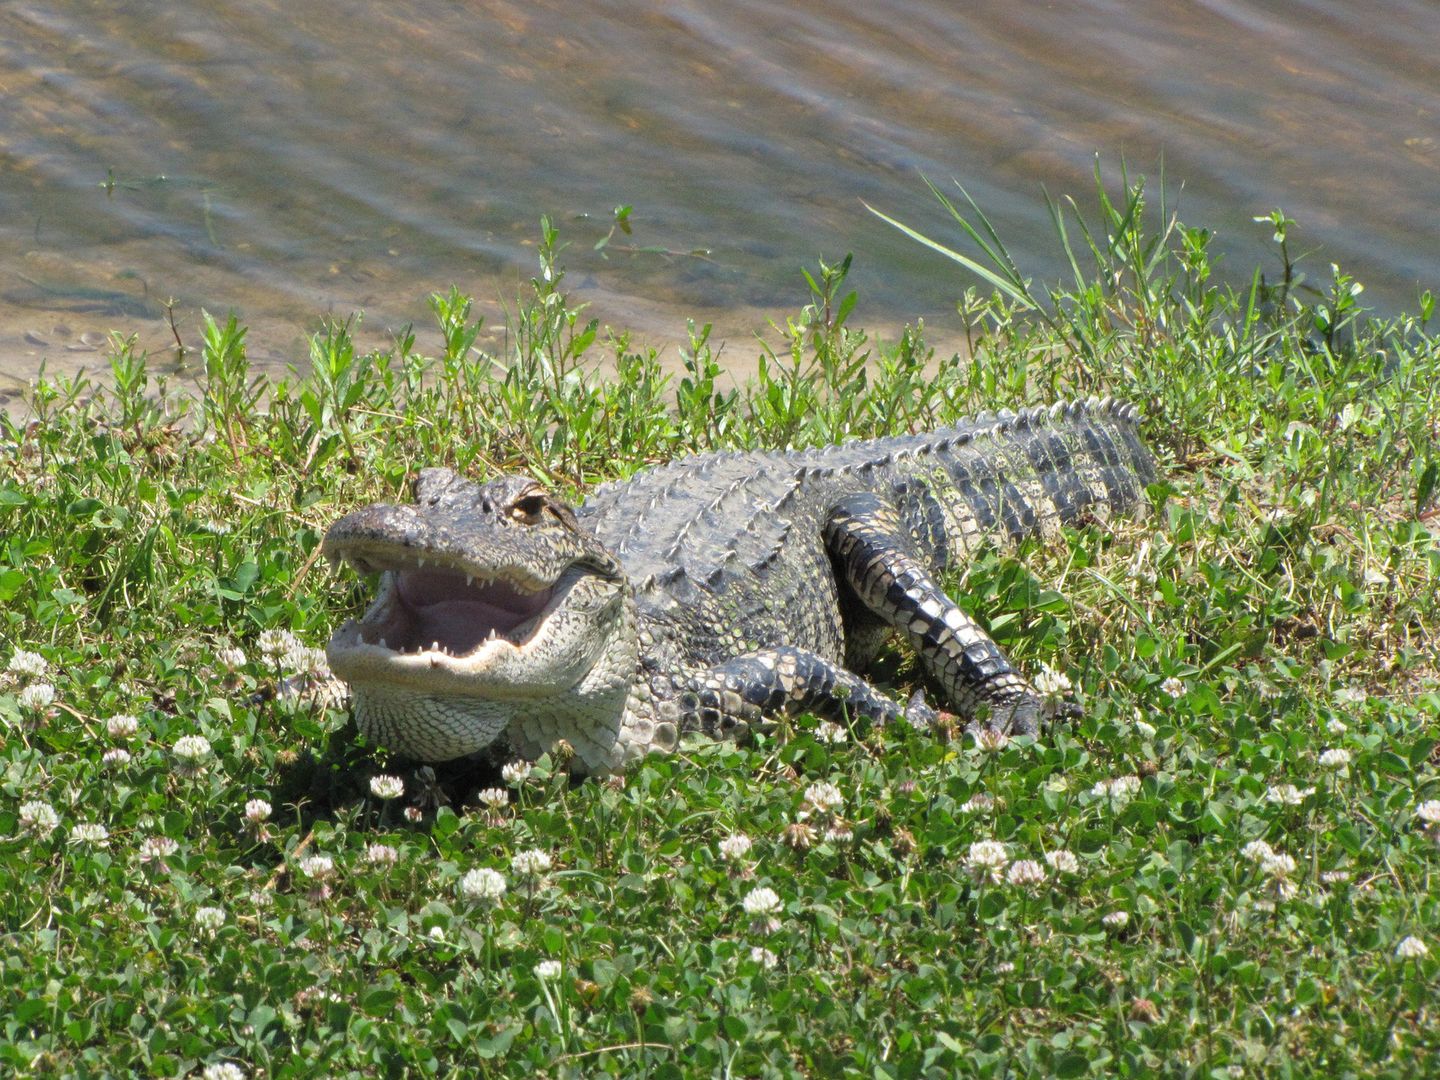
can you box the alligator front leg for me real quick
[825,492,1048,735]
[677,645,936,740]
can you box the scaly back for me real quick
[580,397,1155,588]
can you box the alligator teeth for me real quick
[465,574,474,587]
[379,637,388,649]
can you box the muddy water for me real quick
[1,0,1437,396]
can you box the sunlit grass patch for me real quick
[1,181,1438,1075]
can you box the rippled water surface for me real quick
[2,0,1437,387]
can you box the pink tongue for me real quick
[409,600,525,653]
[395,570,547,652]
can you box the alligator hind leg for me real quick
[679,645,934,740]
[825,493,1048,735]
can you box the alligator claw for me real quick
[965,692,1082,738]
[966,693,1044,738]
[1046,698,1084,725]
[904,688,940,730]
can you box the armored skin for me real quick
[323,397,1156,774]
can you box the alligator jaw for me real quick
[326,553,610,700]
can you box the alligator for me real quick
[322,397,1156,775]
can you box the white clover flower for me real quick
[1005,859,1046,887]
[1324,716,1348,737]
[742,886,781,917]
[244,799,272,823]
[1395,935,1429,960]
[18,800,59,837]
[533,959,562,980]
[281,642,330,678]
[1092,775,1141,803]
[1332,686,1366,705]
[257,629,300,657]
[138,835,179,862]
[1160,676,1185,699]
[718,833,753,861]
[68,822,109,845]
[1265,784,1311,806]
[1241,839,1275,863]
[1102,910,1130,929]
[813,721,848,745]
[1260,851,1297,878]
[428,925,445,941]
[960,793,996,813]
[1113,775,1142,798]
[1033,665,1072,698]
[802,782,843,814]
[1253,678,1283,700]
[309,676,348,710]
[459,867,507,902]
[298,854,334,879]
[17,682,55,710]
[201,1064,247,1080]
[1044,849,1080,875]
[369,774,405,800]
[749,945,779,970]
[7,649,49,679]
[501,761,532,786]
[1414,800,1440,825]
[195,906,226,933]
[973,728,1010,753]
[102,747,133,767]
[365,843,400,867]
[173,734,212,761]
[1320,869,1351,885]
[785,817,818,845]
[1319,748,1352,770]
[476,787,509,811]
[823,820,855,844]
[105,714,140,739]
[304,648,332,677]
[965,839,1009,870]
[403,806,423,823]
[994,960,1016,975]
[216,646,248,670]
[1273,878,1299,901]
[511,849,552,877]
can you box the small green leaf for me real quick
[362,988,398,1015]
[1416,460,1438,517]
[934,1031,966,1055]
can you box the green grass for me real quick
[2,182,1439,1078]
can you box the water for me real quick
[2,0,1437,394]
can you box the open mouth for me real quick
[371,564,554,655]
[337,557,560,660]
[326,529,624,703]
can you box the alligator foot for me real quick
[965,692,1082,739]
[904,688,941,729]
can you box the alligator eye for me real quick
[510,493,548,524]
